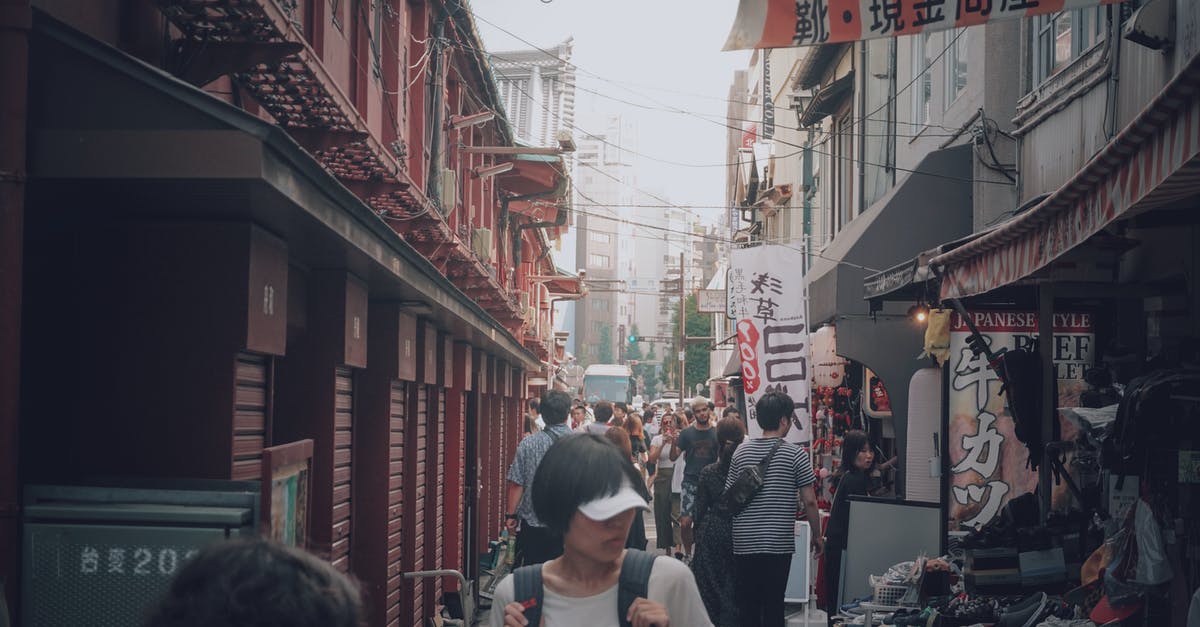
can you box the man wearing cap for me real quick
[669,396,718,562]
[505,390,573,566]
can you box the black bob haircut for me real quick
[531,433,651,535]
[540,390,571,425]
[141,537,362,627]
[754,391,795,431]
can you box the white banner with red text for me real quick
[729,244,812,443]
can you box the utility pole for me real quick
[678,251,685,400]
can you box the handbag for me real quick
[723,439,784,515]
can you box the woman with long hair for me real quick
[625,413,649,468]
[488,434,712,627]
[689,416,746,626]
[822,429,875,625]
[647,412,684,557]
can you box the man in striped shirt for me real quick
[725,391,824,627]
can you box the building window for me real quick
[589,231,611,243]
[945,28,968,108]
[1032,9,1104,86]
[588,253,610,268]
[591,299,609,312]
[911,31,934,127]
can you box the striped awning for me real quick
[933,50,1200,300]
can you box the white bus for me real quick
[581,364,634,404]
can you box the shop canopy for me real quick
[724,0,1130,50]
[807,144,973,327]
[933,50,1200,300]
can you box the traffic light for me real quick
[628,334,638,344]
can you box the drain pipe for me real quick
[0,0,31,614]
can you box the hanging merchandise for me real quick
[811,325,847,388]
[922,308,952,366]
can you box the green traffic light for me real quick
[628,335,637,343]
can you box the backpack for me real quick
[722,439,783,515]
[511,549,656,627]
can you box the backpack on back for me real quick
[511,548,656,627]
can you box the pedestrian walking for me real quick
[506,390,574,566]
[669,396,718,563]
[584,400,615,435]
[524,398,543,437]
[691,416,746,627]
[822,430,874,625]
[647,413,684,556]
[488,434,713,627]
[725,392,824,627]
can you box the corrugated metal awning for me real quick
[933,50,1200,300]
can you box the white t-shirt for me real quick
[487,556,712,627]
[670,451,685,494]
[650,434,675,469]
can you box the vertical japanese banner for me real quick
[948,312,1093,528]
[729,245,811,442]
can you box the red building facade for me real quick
[0,0,578,623]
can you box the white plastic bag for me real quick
[1132,499,1172,586]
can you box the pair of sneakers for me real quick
[673,551,691,565]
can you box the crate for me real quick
[873,582,914,607]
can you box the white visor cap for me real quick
[577,479,650,521]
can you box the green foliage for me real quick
[596,324,614,364]
[668,295,713,397]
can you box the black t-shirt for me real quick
[824,469,869,548]
[677,425,718,481]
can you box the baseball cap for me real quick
[578,479,650,521]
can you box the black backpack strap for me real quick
[511,564,545,627]
[617,549,657,627]
[759,438,784,471]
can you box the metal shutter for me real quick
[331,367,354,573]
[386,381,406,627]
[232,352,270,480]
[410,384,429,625]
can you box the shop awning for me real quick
[722,351,742,377]
[799,71,854,127]
[862,229,996,301]
[933,50,1200,300]
[807,144,973,326]
[539,266,586,299]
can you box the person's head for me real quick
[840,429,875,473]
[604,425,634,460]
[642,408,656,423]
[690,396,712,426]
[570,405,587,424]
[594,400,614,424]
[754,391,795,433]
[716,416,747,465]
[708,401,716,411]
[527,398,540,414]
[532,434,651,561]
[141,537,363,627]
[624,413,644,438]
[681,408,693,424]
[540,390,571,426]
[722,406,742,421]
[613,402,629,421]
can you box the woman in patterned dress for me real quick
[690,416,746,626]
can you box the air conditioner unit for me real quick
[439,168,457,214]
[472,228,493,262]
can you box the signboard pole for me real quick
[679,251,686,400]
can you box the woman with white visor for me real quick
[489,433,711,627]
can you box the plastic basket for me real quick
[873,583,909,606]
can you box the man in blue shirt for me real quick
[505,390,573,565]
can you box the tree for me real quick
[596,324,614,364]
[668,294,713,397]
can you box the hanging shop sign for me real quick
[697,289,728,314]
[948,311,1093,528]
[729,244,812,442]
[724,0,1130,50]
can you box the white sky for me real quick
[469,0,751,225]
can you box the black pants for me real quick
[733,552,792,627]
[514,521,563,567]
[824,543,844,625]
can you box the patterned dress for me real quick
[691,460,738,627]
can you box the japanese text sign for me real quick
[948,311,1093,528]
[729,245,811,442]
[724,0,1129,50]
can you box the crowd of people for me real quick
[500,389,832,627]
[136,389,845,627]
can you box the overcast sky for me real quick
[469,0,751,225]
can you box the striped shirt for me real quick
[724,437,816,555]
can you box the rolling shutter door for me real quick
[433,387,446,605]
[232,352,270,481]
[410,384,429,625]
[386,381,406,627]
[331,367,354,573]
